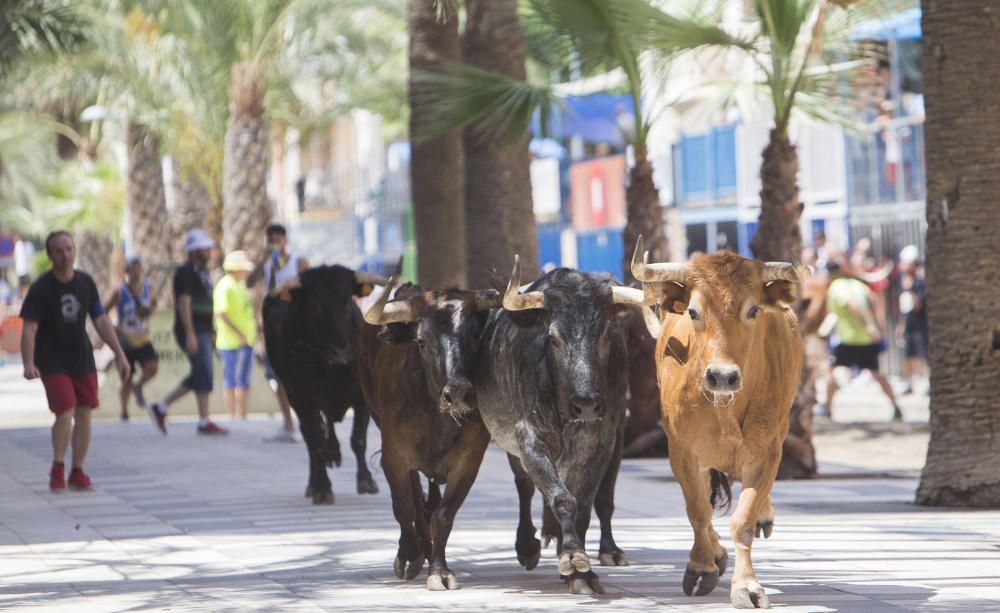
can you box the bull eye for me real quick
[548,334,562,349]
[415,336,427,348]
[747,305,760,320]
[687,308,700,321]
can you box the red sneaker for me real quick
[68,468,93,491]
[148,402,167,435]
[49,463,65,492]
[197,421,228,435]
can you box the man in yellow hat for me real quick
[215,250,256,420]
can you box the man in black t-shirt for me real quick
[20,231,130,492]
[148,228,227,435]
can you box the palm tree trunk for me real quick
[462,0,538,288]
[74,230,113,297]
[222,61,271,261]
[126,122,169,266]
[409,0,466,288]
[916,0,1000,507]
[751,130,802,262]
[752,129,814,479]
[623,145,668,284]
[170,158,211,261]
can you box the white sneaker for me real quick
[263,428,298,443]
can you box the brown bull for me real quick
[632,237,806,610]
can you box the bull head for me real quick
[504,255,660,338]
[631,235,808,286]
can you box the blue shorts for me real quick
[220,346,254,390]
[177,330,214,393]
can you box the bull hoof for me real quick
[682,563,719,596]
[732,581,770,609]
[393,555,424,581]
[357,477,379,495]
[755,520,773,539]
[716,549,729,576]
[564,570,604,595]
[598,548,629,567]
[311,490,335,505]
[558,550,591,576]
[541,531,558,549]
[516,536,541,571]
[427,571,460,591]
[304,485,312,498]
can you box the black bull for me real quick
[473,264,650,595]
[262,265,380,504]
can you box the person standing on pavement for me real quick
[102,256,159,421]
[897,245,928,395]
[247,223,308,442]
[147,229,227,436]
[822,258,903,421]
[215,251,256,420]
[19,231,131,491]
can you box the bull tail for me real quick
[709,469,732,513]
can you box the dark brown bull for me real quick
[359,278,500,590]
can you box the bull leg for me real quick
[412,474,433,562]
[426,435,488,591]
[297,410,334,505]
[541,504,560,550]
[324,413,342,468]
[670,449,720,597]
[507,454,541,571]
[381,451,425,581]
[516,428,601,595]
[350,403,378,494]
[755,495,775,540]
[729,447,781,609]
[595,419,628,567]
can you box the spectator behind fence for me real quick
[103,256,159,421]
[20,231,130,492]
[897,245,928,395]
[147,229,228,436]
[215,250,256,420]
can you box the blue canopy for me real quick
[852,7,921,41]
[532,93,634,147]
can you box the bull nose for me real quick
[570,393,603,421]
[704,364,742,392]
[442,380,477,412]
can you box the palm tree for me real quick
[0,0,88,81]
[916,0,1000,508]
[125,121,170,265]
[409,0,466,288]
[462,0,538,288]
[415,0,743,284]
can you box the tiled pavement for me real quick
[2,364,999,611]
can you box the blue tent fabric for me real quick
[533,94,634,146]
[852,7,921,41]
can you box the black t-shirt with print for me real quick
[20,270,104,376]
[173,261,214,337]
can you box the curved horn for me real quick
[762,262,809,283]
[612,286,660,339]
[631,235,687,283]
[355,271,389,287]
[268,277,301,297]
[473,289,502,311]
[363,277,416,325]
[502,255,546,311]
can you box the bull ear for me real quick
[763,281,797,306]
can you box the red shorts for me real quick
[40,372,99,414]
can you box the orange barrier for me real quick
[1,316,22,354]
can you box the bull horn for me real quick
[268,277,300,297]
[473,289,502,311]
[355,271,389,287]
[762,262,809,283]
[631,235,687,283]
[503,255,546,311]
[855,261,893,285]
[363,277,416,325]
[612,286,660,339]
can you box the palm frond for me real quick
[412,62,559,145]
[0,0,90,81]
